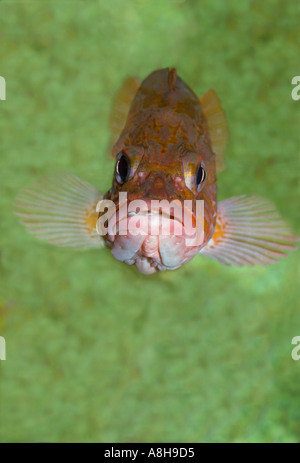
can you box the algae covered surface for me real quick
[0,0,299,443]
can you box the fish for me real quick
[15,68,298,274]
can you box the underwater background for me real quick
[0,0,299,443]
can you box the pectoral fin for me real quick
[15,173,104,249]
[200,195,298,265]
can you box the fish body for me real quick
[15,68,297,274]
[103,68,217,273]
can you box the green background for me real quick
[0,0,299,443]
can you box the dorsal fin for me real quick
[108,76,140,157]
[200,89,229,172]
[168,68,177,91]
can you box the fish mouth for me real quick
[97,197,204,274]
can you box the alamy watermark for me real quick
[96,193,204,246]
[291,336,300,361]
[291,76,300,101]
[0,76,6,100]
[0,336,6,360]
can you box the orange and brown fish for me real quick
[15,68,297,274]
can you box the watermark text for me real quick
[96,194,204,246]
[0,336,6,360]
[0,76,6,100]
[291,76,300,101]
[291,336,300,361]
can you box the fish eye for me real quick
[195,163,206,190]
[115,151,130,184]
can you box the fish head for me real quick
[100,143,217,274]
